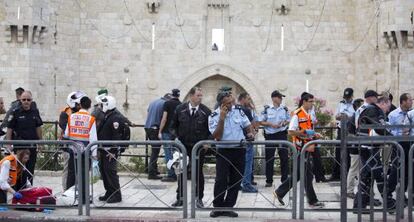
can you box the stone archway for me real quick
[179,64,264,109]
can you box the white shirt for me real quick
[188,103,199,114]
[0,160,31,191]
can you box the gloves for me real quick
[304,130,315,136]
[13,192,23,200]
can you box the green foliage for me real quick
[129,156,146,173]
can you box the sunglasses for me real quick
[21,98,32,102]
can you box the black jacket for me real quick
[357,103,391,136]
[97,109,127,154]
[170,102,211,146]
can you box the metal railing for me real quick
[0,140,83,215]
[190,140,298,219]
[299,139,405,222]
[83,140,188,218]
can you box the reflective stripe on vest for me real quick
[292,107,313,151]
[0,155,18,186]
[67,111,95,142]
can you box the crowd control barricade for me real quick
[299,139,405,222]
[190,140,298,219]
[84,141,187,218]
[0,140,83,215]
[407,143,414,222]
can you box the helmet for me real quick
[66,91,77,108]
[73,91,87,104]
[102,96,116,112]
[95,94,106,104]
[66,91,87,108]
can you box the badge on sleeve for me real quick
[113,122,119,129]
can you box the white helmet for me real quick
[66,91,77,108]
[102,96,116,112]
[66,91,87,108]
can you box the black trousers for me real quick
[388,142,412,195]
[176,143,205,201]
[354,148,392,207]
[145,128,161,176]
[213,148,245,208]
[99,151,121,199]
[331,129,351,179]
[276,152,318,205]
[26,149,37,185]
[311,149,326,182]
[264,131,289,184]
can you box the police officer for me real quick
[259,90,290,187]
[329,88,355,182]
[97,96,125,203]
[273,93,324,208]
[388,93,412,203]
[353,92,395,211]
[170,87,211,207]
[208,91,253,218]
[6,91,43,184]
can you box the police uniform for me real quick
[353,104,395,209]
[170,102,211,206]
[7,106,43,184]
[387,107,412,200]
[97,109,126,203]
[330,99,355,180]
[259,104,290,184]
[208,105,251,208]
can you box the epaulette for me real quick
[234,104,242,109]
[283,106,288,112]
[210,112,218,117]
[340,100,346,104]
[262,105,270,115]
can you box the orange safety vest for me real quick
[67,110,95,142]
[0,155,19,186]
[292,107,315,152]
[59,106,73,139]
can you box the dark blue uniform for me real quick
[7,106,43,184]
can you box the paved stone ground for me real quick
[0,172,408,221]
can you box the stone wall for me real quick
[1,0,413,127]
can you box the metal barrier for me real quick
[299,139,405,222]
[407,143,414,222]
[0,140,83,215]
[190,140,298,219]
[84,140,188,218]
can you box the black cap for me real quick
[364,90,378,98]
[343,88,354,98]
[171,89,180,97]
[271,90,285,98]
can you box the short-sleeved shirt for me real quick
[7,107,43,140]
[145,98,167,129]
[259,105,290,134]
[335,100,355,127]
[162,98,181,133]
[208,106,251,147]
